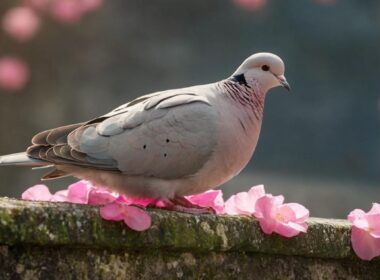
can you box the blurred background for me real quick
[0,0,378,218]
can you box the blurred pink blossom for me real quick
[2,7,41,42]
[21,184,52,201]
[254,194,309,237]
[185,190,225,214]
[23,0,49,11]
[224,185,265,215]
[348,203,380,260]
[100,199,152,231]
[0,57,30,91]
[233,0,266,11]
[50,0,83,24]
[80,0,104,13]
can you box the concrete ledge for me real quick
[0,197,378,279]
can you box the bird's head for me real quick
[231,52,290,93]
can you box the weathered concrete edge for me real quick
[0,197,370,261]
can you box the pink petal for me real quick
[254,194,284,220]
[257,217,277,235]
[88,187,118,205]
[369,203,380,215]
[348,209,366,223]
[120,195,160,207]
[275,221,308,238]
[123,206,152,231]
[51,190,68,202]
[2,7,40,42]
[66,181,91,204]
[351,226,380,261]
[185,190,224,214]
[234,192,254,214]
[364,213,380,235]
[99,203,124,221]
[224,185,266,216]
[279,203,309,222]
[247,185,266,200]
[0,57,30,91]
[255,195,309,238]
[21,184,52,201]
[224,195,240,215]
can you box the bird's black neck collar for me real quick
[230,73,251,88]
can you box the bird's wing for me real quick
[28,87,220,179]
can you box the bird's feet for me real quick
[164,197,215,215]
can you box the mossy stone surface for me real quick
[0,197,378,279]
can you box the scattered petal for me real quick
[120,195,164,208]
[254,194,309,238]
[51,190,68,202]
[99,202,125,221]
[88,187,118,205]
[2,6,41,42]
[185,190,225,214]
[100,201,152,231]
[224,185,265,215]
[348,203,380,260]
[123,205,152,231]
[66,180,91,204]
[21,184,52,201]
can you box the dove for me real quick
[0,52,290,202]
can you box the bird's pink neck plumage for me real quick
[218,79,265,121]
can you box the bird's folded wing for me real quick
[28,88,219,179]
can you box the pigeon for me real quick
[0,52,290,201]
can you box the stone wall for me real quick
[0,197,378,279]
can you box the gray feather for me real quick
[0,152,45,166]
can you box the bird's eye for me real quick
[261,65,270,71]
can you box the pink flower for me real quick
[24,0,50,11]
[64,180,118,205]
[51,190,69,202]
[65,180,91,204]
[100,200,152,231]
[50,0,83,24]
[88,187,118,205]
[2,7,41,42]
[233,0,266,11]
[0,57,30,91]
[254,194,309,238]
[120,195,166,208]
[185,190,225,214]
[348,203,380,260]
[224,185,265,215]
[21,184,52,201]
[79,0,103,13]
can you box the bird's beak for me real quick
[277,75,291,91]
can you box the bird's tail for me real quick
[0,152,46,167]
